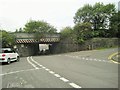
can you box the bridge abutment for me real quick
[16,43,39,57]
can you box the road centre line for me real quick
[60,77,69,82]
[42,66,46,69]
[49,71,55,74]
[69,83,82,88]
[27,57,39,69]
[39,65,43,67]
[45,68,50,71]
[54,74,61,77]
[65,55,113,63]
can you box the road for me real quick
[0,48,118,88]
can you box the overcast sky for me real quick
[0,0,119,32]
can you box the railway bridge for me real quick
[14,33,60,56]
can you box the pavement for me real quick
[0,48,118,88]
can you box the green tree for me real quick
[74,2,116,36]
[73,22,93,43]
[60,26,73,39]
[23,20,57,40]
[0,30,15,47]
[108,12,119,37]
[24,20,57,33]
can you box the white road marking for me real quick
[39,65,43,67]
[27,57,39,69]
[57,55,61,56]
[93,59,97,61]
[89,58,93,61]
[69,83,82,88]
[49,71,55,74]
[30,57,43,68]
[42,66,46,69]
[65,55,112,63]
[75,56,78,58]
[89,58,92,60]
[82,57,85,59]
[60,77,69,82]
[54,74,61,77]
[45,68,50,71]
[102,60,107,62]
[0,68,39,76]
[30,56,82,88]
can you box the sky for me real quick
[0,0,119,32]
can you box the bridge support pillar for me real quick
[16,43,39,57]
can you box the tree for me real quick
[74,2,116,35]
[24,20,57,33]
[23,20,57,40]
[73,22,93,43]
[108,12,119,37]
[60,26,73,39]
[0,30,15,47]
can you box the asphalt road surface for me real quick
[0,48,118,88]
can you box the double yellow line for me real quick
[108,52,119,64]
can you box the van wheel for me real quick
[7,59,11,64]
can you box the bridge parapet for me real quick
[14,33,60,43]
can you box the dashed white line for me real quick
[69,83,82,88]
[60,77,69,82]
[102,60,107,62]
[89,58,92,60]
[65,55,111,63]
[54,74,61,77]
[75,56,78,58]
[45,68,50,71]
[82,57,85,59]
[30,56,82,88]
[49,71,55,74]
[94,59,97,61]
[39,65,43,67]
[42,66,46,69]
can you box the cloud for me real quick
[0,0,119,31]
